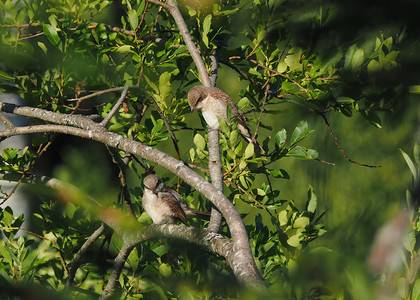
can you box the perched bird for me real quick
[188,86,265,154]
[142,174,210,225]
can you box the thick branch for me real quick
[0,103,264,287]
[0,171,239,287]
[207,128,223,232]
[100,242,135,299]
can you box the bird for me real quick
[142,174,211,225]
[188,86,265,154]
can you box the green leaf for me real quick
[43,24,61,48]
[336,97,354,104]
[151,244,169,257]
[243,143,254,159]
[0,71,14,81]
[400,149,418,182]
[409,85,420,94]
[306,186,317,213]
[403,230,416,252]
[194,134,206,151]
[294,216,309,228]
[229,130,239,147]
[288,146,318,160]
[116,45,134,53]
[290,121,314,146]
[0,242,14,266]
[269,169,289,179]
[284,48,303,72]
[37,41,48,54]
[202,14,212,47]
[159,263,172,277]
[277,61,288,73]
[189,148,195,162]
[344,44,356,69]
[128,9,138,30]
[287,233,301,248]
[275,129,287,147]
[351,48,364,70]
[278,210,288,226]
[412,279,420,300]
[158,72,172,103]
[414,143,420,166]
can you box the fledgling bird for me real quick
[188,86,265,154]
[142,174,210,225]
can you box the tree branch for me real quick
[66,223,106,287]
[100,242,135,299]
[207,128,223,232]
[0,171,244,291]
[320,113,381,168]
[158,0,211,87]
[0,103,265,288]
[100,86,130,126]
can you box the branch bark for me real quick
[0,171,250,289]
[0,102,264,288]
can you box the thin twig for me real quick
[66,223,106,287]
[0,141,53,205]
[320,113,381,168]
[68,86,134,102]
[314,158,336,166]
[224,179,270,214]
[229,55,309,95]
[100,86,130,126]
[253,83,269,142]
[107,147,135,216]
[188,163,209,174]
[13,226,69,275]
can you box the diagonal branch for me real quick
[100,242,135,299]
[0,103,264,288]
[0,171,237,289]
[66,223,106,287]
[149,0,211,87]
[101,86,130,126]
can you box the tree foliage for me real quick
[0,0,419,299]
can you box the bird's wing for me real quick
[159,188,188,225]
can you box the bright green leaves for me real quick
[0,147,36,173]
[202,14,212,48]
[344,45,364,71]
[284,48,303,72]
[128,9,139,30]
[290,120,315,146]
[275,129,287,146]
[0,207,40,284]
[145,72,172,108]
[243,143,255,159]
[275,186,325,250]
[273,121,318,161]
[367,36,399,73]
[400,144,420,183]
